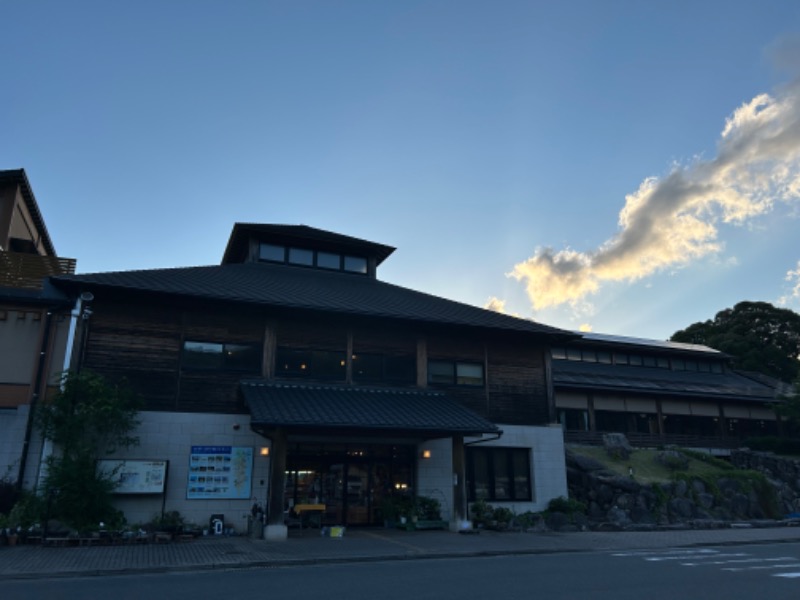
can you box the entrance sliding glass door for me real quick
[284,443,415,526]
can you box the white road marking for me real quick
[646,553,748,562]
[723,563,800,572]
[684,557,796,567]
[774,572,800,578]
[613,549,719,557]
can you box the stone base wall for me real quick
[563,449,800,531]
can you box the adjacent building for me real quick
[552,332,783,447]
[0,169,75,489]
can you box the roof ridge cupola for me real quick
[221,223,395,279]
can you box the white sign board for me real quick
[98,459,168,494]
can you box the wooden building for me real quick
[0,169,75,489]
[49,223,574,538]
[553,332,784,448]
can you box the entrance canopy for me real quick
[241,380,500,438]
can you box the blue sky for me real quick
[3,1,800,340]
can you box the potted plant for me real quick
[0,513,9,546]
[470,499,493,529]
[395,496,417,530]
[491,506,514,531]
[379,497,401,528]
[414,496,447,530]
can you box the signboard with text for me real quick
[98,459,168,495]
[187,446,253,499]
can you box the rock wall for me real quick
[562,449,800,531]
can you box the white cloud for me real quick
[511,77,800,312]
[778,260,800,306]
[484,296,506,313]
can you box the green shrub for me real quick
[416,496,442,520]
[492,506,514,524]
[470,499,493,526]
[547,496,586,515]
[743,436,800,456]
[0,473,19,515]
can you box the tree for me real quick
[35,371,140,531]
[670,301,800,383]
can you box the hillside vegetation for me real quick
[567,444,735,485]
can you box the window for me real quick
[581,350,597,363]
[257,243,368,276]
[456,363,484,386]
[343,255,367,274]
[551,347,566,360]
[288,247,314,266]
[466,447,531,502]
[566,348,582,361]
[427,360,484,387]
[259,243,285,262]
[596,351,612,364]
[276,347,346,380]
[317,251,341,270]
[613,353,629,365]
[182,341,261,371]
[352,353,416,384]
[427,361,454,385]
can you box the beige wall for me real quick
[0,182,49,255]
[0,308,70,405]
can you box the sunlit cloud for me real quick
[778,260,800,306]
[511,60,800,312]
[484,296,506,313]
[578,323,593,332]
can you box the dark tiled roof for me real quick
[51,261,572,337]
[574,331,723,356]
[552,360,777,402]
[241,380,499,435]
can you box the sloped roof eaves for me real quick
[241,381,499,435]
[50,262,573,338]
[0,169,57,257]
[553,363,777,402]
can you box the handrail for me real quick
[0,251,76,289]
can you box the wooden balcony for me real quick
[0,250,76,290]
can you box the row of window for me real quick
[259,243,368,275]
[551,347,724,373]
[466,447,531,502]
[181,341,485,387]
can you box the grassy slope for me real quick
[567,445,732,485]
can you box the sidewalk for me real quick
[2,524,800,580]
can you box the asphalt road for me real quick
[6,542,800,600]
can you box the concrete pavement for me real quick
[2,524,800,580]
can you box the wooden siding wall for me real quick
[84,304,183,411]
[274,321,347,350]
[428,335,550,426]
[82,302,552,424]
[352,327,417,355]
[487,341,549,425]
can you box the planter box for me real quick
[414,520,448,530]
